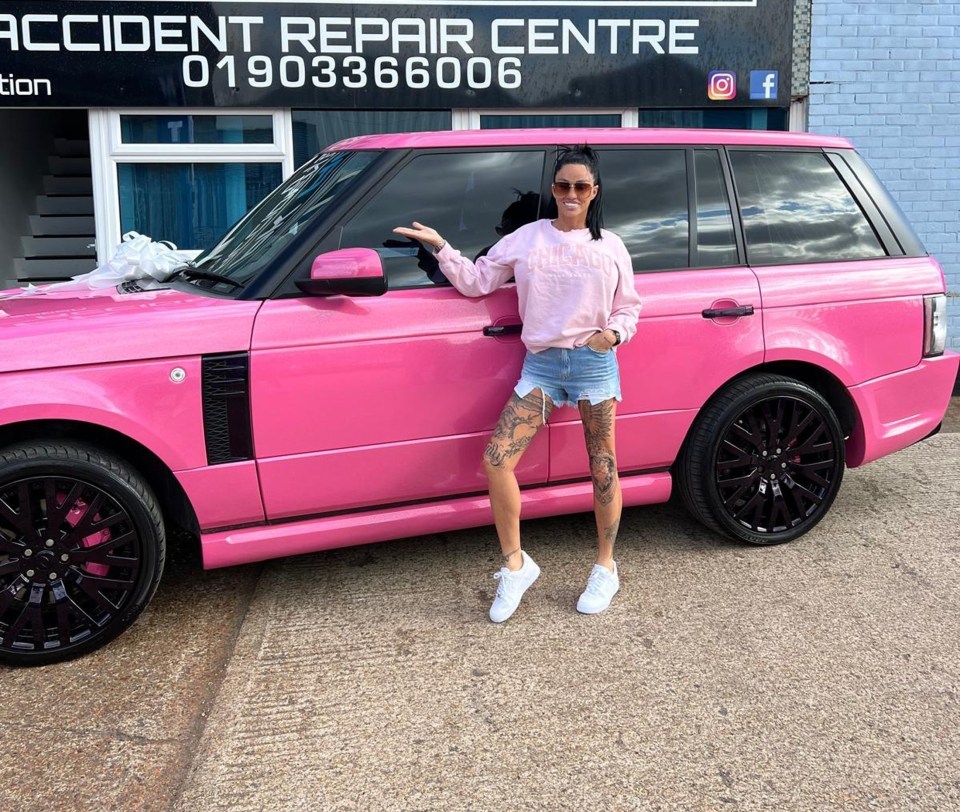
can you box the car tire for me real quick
[0,443,165,666]
[677,374,846,545]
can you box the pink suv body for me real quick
[0,128,955,665]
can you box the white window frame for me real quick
[789,98,808,132]
[453,108,639,130]
[89,108,294,264]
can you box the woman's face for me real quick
[552,162,598,225]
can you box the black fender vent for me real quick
[201,353,253,465]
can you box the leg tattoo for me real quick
[604,518,621,549]
[579,399,621,564]
[589,452,617,505]
[580,399,619,506]
[485,391,552,571]
[484,390,553,469]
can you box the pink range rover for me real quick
[0,128,955,665]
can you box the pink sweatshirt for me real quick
[435,218,642,354]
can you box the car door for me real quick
[250,149,548,520]
[548,146,766,480]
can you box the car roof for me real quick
[329,128,854,152]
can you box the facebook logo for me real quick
[750,71,779,100]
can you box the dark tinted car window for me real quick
[340,151,544,289]
[730,150,886,265]
[694,150,738,268]
[835,149,925,257]
[195,150,377,287]
[596,149,688,272]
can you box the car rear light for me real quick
[923,294,947,357]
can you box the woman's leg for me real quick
[483,389,553,571]
[578,398,621,570]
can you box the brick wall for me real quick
[808,0,960,355]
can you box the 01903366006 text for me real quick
[181,53,523,90]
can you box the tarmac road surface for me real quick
[2,405,958,811]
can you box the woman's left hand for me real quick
[586,330,616,352]
[392,222,444,250]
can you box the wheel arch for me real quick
[0,419,201,540]
[673,359,859,476]
[743,360,858,439]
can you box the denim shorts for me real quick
[514,346,622,411]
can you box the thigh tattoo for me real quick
[484,391,552,468]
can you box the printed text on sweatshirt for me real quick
[435,219,642,354]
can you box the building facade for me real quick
[807,0,960,354]
[1,0,956,362]
[0,0,798,288]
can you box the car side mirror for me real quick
[296,248,387,297]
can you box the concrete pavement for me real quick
[3,402,959,811]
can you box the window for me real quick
[636,108,788,131]
[120,114,273,144]
[292,110,452,168]
[730,150,886,265]
[694,150,738,268]
[458,108,635,130]
[595,149,689,272]
[90,110,291,261]
[340,151,545,289]
[835,150,925,257]
[118,163,283,250]
[480,114,621,129]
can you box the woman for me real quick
[394,146,641,622]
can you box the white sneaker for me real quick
[489,551,540,623]
[577,562,620,614]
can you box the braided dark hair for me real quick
[553,144,604,240]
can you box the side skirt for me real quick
[201,471,673,569]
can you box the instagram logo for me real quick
[707,71,737,101]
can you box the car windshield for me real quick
[190,149,379,289]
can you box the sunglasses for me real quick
[552,180,596,196]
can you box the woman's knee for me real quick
[589,450,618,493]
[483,443,517,475]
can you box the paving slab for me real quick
[3,403,957,811]
[173,433,960,812]
[0,545,263,811]
[944,395,960,432]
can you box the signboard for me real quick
[0,0,793,108]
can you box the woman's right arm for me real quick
[392,221,515,297]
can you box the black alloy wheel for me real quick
[0,443,164,666]
[677,374,845,545]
